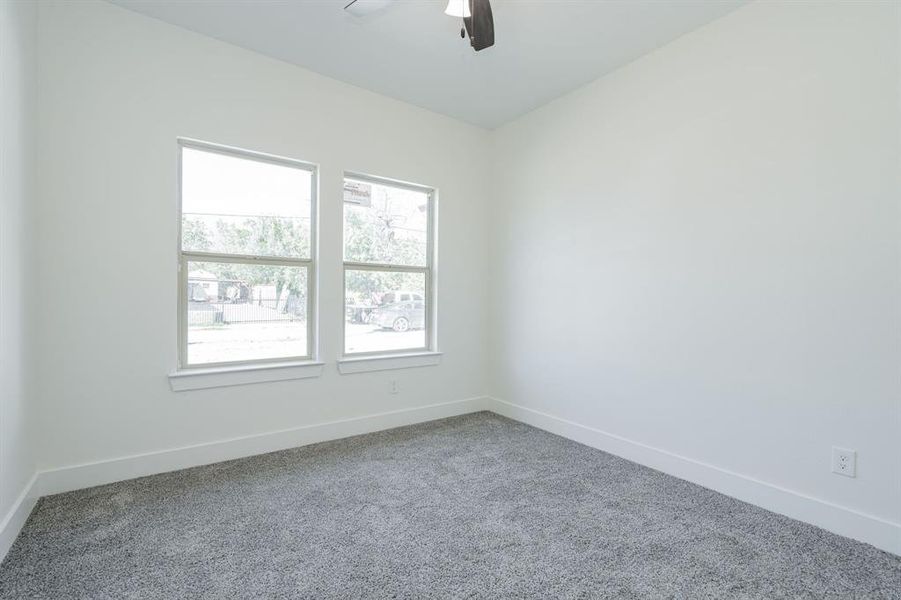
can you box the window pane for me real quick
[344,179,428,267]
[345,270,426,354]
[186,261,308,365]
[182,147,312,259]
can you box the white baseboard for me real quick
[36,396,490,497]
[7,396,897,565]
[487,396,901,557]
[0,473,39,564]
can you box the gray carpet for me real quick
[1,413,899,599]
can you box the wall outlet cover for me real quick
[831,447,856,478]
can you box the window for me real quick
[343,174,435,356]
[178,140,316,369]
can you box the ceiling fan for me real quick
[344,0,495,52]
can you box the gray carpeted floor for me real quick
[1,412,899,599]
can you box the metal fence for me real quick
[187,279,305,326]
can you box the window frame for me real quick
[341,171,437,359]
[176,138,318,371]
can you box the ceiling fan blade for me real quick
[463,0,494,51]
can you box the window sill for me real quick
[169,360,324,391]
[337,351,442,374]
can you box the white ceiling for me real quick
[110,0,746,129]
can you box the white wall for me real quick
[0,0,37,526]
[490,0,900,542]
[33,0,491,471]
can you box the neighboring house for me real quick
[187,270,219,302]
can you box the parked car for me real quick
[379,291,423,306]
[372,300,425,332]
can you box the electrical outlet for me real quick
[832,447,856,478]
[389,379,399,395]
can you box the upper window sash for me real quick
[342,174,432,269]
[179,139,316,262]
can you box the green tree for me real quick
[184,196,426,314]
[343,206,425,303]
[182,218,212,252]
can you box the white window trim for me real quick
[169,360,325,392]
[337,351,442,374]
[176,138,319,374]
[340,172,438,368]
